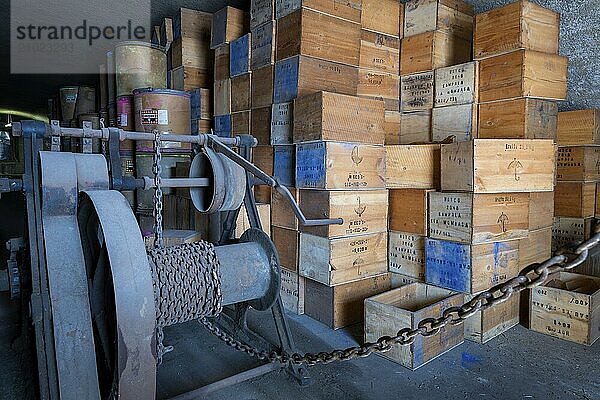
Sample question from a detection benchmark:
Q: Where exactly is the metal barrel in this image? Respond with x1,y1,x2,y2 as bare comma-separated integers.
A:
133,88,191,153
59,86,79,123
115,41,167,97
116,95,135,153
74,86,97,118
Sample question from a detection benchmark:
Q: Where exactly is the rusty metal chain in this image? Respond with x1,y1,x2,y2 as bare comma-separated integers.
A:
152,130,164,248
148,241,223,363
200,226,600,367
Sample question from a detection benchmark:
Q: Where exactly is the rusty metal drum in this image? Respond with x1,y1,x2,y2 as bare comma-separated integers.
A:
59,86,78,122
117,95,135,153
133,88,191,153
115,41,167,97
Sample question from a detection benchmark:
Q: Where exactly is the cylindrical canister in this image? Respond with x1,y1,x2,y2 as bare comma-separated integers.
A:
117,95,135,154
78,113,102,153
59,86,79,123
133,88,191,153
74,86,97,118
115,41,167,97
121,155,136,208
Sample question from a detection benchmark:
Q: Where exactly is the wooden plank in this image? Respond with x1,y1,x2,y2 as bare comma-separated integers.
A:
253,145,274,175
299,232,388,286
554,182,596,218
170,66,211,91
214,44,230,81
557,109,600,145
557,146,600,181
552,217,595,253
432,103,477,142
254,185,272,204
230,73,251,112
296,142,386,190
464,294,519,343
400,71,434,112
280,269,305,315
434,61,478,107
299,190,388,238
271,187,300,230
385,144,440,189
528,191,554,231
276,8,361,67
251,106,271,145
361,0,400,36
389,189,433,235
293,91,385,144
388,231,426,281
384,111,401,145
404,0,474,40
400,111,432,144
441,139,556,193
273,145,295,187
477,98,558,139
275,0,363,22
251,65,274,109
210,6,249,49
357,70,399,112
400,30,471,75
271,102,294,144
235,203,271,237
171,37,213,70
359,30,400,73
251,21,276,69
231,110,251,135
230,33,251,77
474,0,560,60
214,79,231,116
272,226,300,271
250,0,275,29
518,227,552,269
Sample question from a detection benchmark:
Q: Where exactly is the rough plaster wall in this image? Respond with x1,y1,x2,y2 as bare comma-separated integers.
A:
468,0,600,111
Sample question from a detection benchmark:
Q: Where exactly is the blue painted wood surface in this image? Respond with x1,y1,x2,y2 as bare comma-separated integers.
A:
214,114,231,138
296,142,326,189
230,34,251,77
274,145,295,187
273,56,300,103
425,238,471,293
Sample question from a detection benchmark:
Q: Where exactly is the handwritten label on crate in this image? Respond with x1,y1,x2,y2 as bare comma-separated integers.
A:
401,71,434,112
296,142,326,188
389,232,426,280
274,56,300,103
271,102,293,144
214,114,231,138
274,145,295,187
280,269,304,315
425,238,471,293
251,21,275,69
251,0,274,29
435,62,477,107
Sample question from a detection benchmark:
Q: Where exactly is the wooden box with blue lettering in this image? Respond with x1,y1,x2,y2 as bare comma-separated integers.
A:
364,283,464,370
273,55,358,103
251,21,276,69
214,114,231,137
296,142,386,190
441,139,556,193
529,272,600,345
273,145,295,187
189,88,212,120
425,238,520,294
210,6,249,49
428,192,530,245
230,33,251,77
250,0,275,30
271,102,293,144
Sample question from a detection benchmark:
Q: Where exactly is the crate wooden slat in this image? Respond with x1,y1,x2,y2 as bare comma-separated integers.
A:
389,189,433,235
425,238,520,294
556,146,600,182
275,0,362,22
434,61,478,107
299,190,388,238
231,73,251,112
530,272,600,345
214,79,231,116
271,102,294,144
400,71,434,112
389,231,426,281
280,269,305,315
365,283,464,369
557,110,600,146
191,119,212,135
170,67,211,91
385,144,440,189
230,33,251,77
474,0,560,60
305,273,391,330
251,21,276,69
253,145,274,175
432,103,477,142
554,182,596,218
251,106,271,145
272,187,300,230
399,111,432,144
210,6,249,49
384,111,401,145
254,185,272,204
428,192,530,245
235,203,271,237
357,70,399,112
171,37,213,70
296,142,386,190
274,145,295,187
391,273,423,288
400,31,472,75
214,44,230,81
272,226,300,271
478,50,568,103
251,65,274,109
519,227,552,269
359,30,400,74
552,217,595,253
276,8,361,67
477,98,558,140
529,191,554,231
189,88,212,120
361,0,400,37
250,0,275,30
441,139,556,193
404,0,473,39
464,294,519,343
171,8,213,69
231,110,251,135
299,232,388,286
293,91,385,145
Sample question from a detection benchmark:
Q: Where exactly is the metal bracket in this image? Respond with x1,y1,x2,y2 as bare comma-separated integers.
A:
82,121,93,154
6,237,24,300
50,120,61,152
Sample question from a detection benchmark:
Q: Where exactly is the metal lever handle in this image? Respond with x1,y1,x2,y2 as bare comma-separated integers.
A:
208,136,344,227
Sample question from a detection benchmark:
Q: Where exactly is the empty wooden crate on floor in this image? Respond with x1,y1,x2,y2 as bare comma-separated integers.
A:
464,294,520,343
364,283,464,370
557,109,600,145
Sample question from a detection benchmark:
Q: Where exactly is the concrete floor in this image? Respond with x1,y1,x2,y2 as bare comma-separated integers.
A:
1,294,599,400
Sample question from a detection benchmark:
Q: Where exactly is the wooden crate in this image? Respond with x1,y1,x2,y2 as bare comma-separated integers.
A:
361,0,400,37
276,8,361,67
391,273,423,288
400,71,434,112
296,142,385,190
388,231,426,281
530,272,600,345
210,6,249,49
275,0,362,22
364,283,464,369
299,190,389,238
400,31,471,75
474,0,559,60
214,44,230,81
271,102,293,144
403,0,474,40
272,187,300,230
293,91,385,145
552,217,595,253
299,232,388,286
441,139,556,193
214,79,231,116
230,33,251,77
557,110,600,146
305,273,391,330
231,73,251,112
251,65,274,109
557,146,600,182
170,66,211,91
529,191,554,231
214,114,231,137
389,189,433,235
273,55,358,103
399,111,432,143
478,50,568,102
254,185,272,204
554,182,596,218
385,144,440,189
251,21,276,69
432,103,477,142
274,145,295,187
235,203,271,237
519,227,552,268
171,38,213,71
250,0,274,30
191,119,212,135
189,88,212,120
384,111,401,145
434,61,478,107
272,226,300,271
359,30,400,74
428,192,530,245
253,145,274,175
357,70,399,112
464,294,519,343
231,110,251,135
250,106,271,145
425,238,520,294
477,98,558,140
597,184,600,218
280,269,305,315
171,8,213,69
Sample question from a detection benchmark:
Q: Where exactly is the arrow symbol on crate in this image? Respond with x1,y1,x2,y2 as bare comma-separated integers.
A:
351,146,363,166
508,158,523,181
497,212,509,233
355,197,366,217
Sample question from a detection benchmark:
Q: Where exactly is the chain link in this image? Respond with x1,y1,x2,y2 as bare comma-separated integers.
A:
200,226,600,366
152,130,164,248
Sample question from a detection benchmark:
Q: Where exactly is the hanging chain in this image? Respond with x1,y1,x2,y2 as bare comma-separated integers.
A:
200,226,600,366
152,130,164,248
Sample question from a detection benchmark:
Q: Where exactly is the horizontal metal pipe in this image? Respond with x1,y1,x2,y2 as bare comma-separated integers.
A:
145,177,211,189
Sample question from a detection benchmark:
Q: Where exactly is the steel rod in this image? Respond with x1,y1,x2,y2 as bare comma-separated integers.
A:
150,178,210,188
